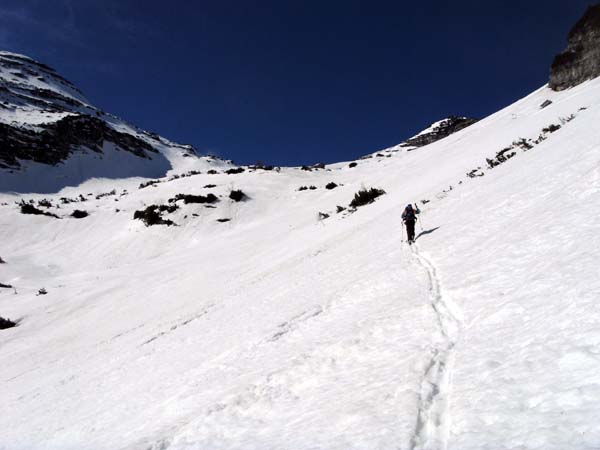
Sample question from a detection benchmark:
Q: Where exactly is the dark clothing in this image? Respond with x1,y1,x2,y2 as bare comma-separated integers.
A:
401,205,420,221
402,204,420,243
403,207,416,221
405,220,416,243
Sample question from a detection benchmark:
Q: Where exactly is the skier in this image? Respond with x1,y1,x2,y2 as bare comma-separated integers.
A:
402,203,420,244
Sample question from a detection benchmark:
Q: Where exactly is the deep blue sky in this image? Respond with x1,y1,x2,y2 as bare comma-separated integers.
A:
0,0,593,165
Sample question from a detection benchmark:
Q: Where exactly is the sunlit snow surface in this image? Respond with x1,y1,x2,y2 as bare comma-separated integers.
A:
1,79,600,450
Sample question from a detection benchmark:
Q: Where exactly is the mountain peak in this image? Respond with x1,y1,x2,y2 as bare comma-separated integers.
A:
0,51,208,193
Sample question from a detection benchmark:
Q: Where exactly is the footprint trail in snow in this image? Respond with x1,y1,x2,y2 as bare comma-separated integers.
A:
409,243,464,450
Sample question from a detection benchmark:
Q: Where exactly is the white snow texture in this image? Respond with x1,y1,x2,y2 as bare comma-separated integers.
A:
1,77,600,450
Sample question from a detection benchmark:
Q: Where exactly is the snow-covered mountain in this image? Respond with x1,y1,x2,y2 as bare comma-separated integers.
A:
0,51,229,193
1,6,600,450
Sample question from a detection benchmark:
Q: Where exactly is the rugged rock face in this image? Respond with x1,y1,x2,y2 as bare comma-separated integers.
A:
0,51,196,171
401,116,479,149
549,5,600,91
0,115,156,170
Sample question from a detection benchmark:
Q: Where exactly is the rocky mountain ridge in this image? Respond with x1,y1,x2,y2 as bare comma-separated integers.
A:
401,116,479,149
0,51,198,180
550,4,600,91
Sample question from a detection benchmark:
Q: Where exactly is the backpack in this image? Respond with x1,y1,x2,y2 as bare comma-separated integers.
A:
403,205,415,221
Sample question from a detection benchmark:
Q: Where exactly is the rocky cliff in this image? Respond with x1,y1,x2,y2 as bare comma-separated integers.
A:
549,4,600,91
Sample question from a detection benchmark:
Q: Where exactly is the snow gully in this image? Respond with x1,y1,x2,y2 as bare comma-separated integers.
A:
409,244,464,450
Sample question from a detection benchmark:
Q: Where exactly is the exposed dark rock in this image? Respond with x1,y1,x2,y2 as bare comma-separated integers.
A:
336,205,346,213
133,205,176,226
0,283,12,289
542,124,561,133
349,162,358,168
467,168,485,178
540,100,553,109
71,210,88,218
0,114,157,169
158,204,179,214
19,201,59,218
217,218,231,223
96,189,116,200
0,316,17,329
487,147,516,168
550,5,600,91
300,163,325,172
560,114,576,124
165,170,201,182
513,138,534,151
37,288,47,296
402,116,478,149
225,167,245,175
170,193,218,204
318,212,330,220
532,133,548,145
229,190,246,202
325,182,338,190
0,257,5,264
139,180,161,189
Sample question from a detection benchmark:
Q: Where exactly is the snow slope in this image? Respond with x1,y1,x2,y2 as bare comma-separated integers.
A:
1,77,599,450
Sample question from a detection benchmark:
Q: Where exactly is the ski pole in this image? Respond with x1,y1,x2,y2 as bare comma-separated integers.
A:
416,202,424,230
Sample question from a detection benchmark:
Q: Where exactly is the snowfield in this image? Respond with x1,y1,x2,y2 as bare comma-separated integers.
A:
1,77,600,450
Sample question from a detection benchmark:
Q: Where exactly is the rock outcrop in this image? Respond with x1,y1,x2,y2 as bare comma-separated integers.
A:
549,5,600,91
365,116,478,159
0,114,156,169
402,116,479,149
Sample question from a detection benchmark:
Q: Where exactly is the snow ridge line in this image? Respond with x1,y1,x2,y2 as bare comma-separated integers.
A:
409,244,463,450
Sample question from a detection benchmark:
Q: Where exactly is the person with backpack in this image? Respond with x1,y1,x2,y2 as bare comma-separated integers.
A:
402,203,421,244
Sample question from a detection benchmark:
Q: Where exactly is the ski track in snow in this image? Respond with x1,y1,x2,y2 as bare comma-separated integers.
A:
409,243,463,450
140,304,216,346
268,306,324,342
